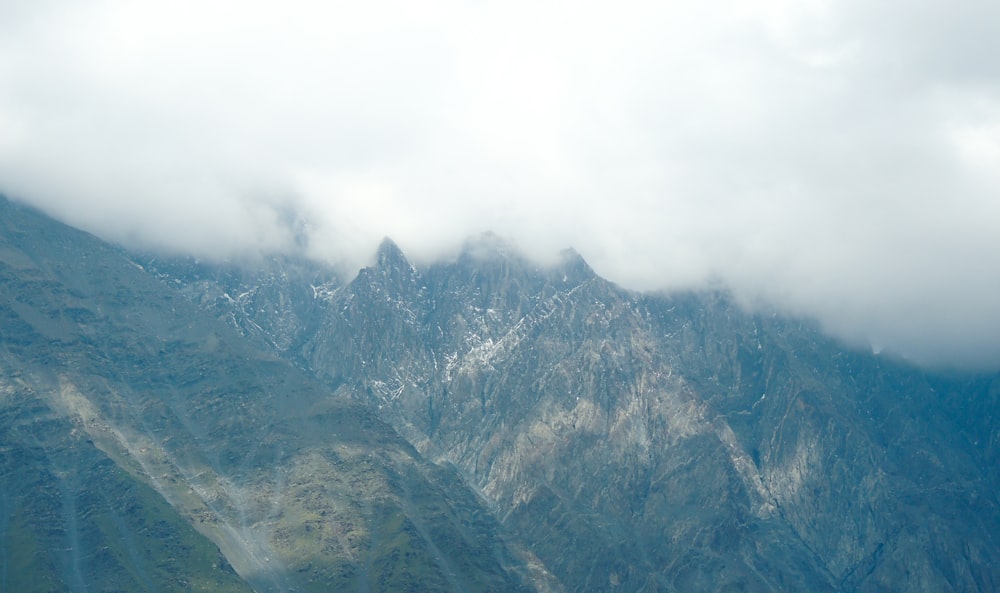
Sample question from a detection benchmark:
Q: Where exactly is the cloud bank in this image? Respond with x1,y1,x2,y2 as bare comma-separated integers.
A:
2,0,1000,369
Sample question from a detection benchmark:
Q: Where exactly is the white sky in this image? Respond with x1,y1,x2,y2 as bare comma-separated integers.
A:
2,0,1000,368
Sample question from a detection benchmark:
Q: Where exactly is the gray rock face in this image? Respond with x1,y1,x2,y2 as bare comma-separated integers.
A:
138,252,340,355
170,233,1000,593
0,198,535,593
9,193,999,593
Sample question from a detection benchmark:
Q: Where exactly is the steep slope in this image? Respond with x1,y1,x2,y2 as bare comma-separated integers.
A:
646,293,1000,591
0,197,535,593
139,252,341,356
295,239,837,592
168,234,1000,592
0,367,252,593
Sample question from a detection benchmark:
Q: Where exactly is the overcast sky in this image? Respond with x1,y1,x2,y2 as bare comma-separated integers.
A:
2,0,999,369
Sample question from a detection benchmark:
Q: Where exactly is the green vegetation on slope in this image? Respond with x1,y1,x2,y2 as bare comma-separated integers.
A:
0,388,253,593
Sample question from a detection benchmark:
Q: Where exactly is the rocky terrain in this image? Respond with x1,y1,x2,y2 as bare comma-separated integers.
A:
161,234,1000,592
3,194,999,592
0,198,533,593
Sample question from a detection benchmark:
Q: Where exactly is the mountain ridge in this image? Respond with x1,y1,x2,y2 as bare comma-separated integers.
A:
0,196,539,593
146,228,1000,592
3,195,999,592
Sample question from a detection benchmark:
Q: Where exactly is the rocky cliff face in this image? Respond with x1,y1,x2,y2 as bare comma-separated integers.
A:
139,253,340,356
162,233,1000,592
0,198,535,593
6,194,999,593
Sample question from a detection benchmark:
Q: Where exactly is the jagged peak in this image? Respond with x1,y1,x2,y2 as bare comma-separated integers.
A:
450,233,598,288
555,247,596,283
457,232,527,264
458,231,540,270
373,237,411,270
356,236,421,293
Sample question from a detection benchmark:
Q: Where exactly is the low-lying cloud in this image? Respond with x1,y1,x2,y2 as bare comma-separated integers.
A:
2,0,999,369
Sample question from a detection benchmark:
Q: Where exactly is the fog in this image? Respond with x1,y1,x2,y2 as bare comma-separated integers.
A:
2,0,999,368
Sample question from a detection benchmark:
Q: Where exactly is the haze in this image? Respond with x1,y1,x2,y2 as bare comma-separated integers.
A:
1,0,999,369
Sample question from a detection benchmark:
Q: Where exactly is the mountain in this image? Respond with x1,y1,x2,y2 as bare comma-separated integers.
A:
4,194,1000,592
0,197,536,593
153,233,1000,592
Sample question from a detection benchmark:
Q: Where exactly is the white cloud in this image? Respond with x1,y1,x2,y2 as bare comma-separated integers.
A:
2,0,1000,368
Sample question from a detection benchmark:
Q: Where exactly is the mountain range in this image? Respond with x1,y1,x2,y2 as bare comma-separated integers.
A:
2,195,998,592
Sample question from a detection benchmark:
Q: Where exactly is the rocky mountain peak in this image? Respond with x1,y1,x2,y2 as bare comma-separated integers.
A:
357,236,420,296
456,231,525,264
555,247,596,285
374,236,409,270
7,199,1000,593
0,203,535,593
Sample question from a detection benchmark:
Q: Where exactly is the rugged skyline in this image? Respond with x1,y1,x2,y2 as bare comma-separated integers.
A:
3,195,997,592
2,0,1000,368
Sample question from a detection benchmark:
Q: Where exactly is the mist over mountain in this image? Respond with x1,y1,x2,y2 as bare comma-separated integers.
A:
3,1,1000,370
0,197,535,593
2,195,999,592
4,1,1000,588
